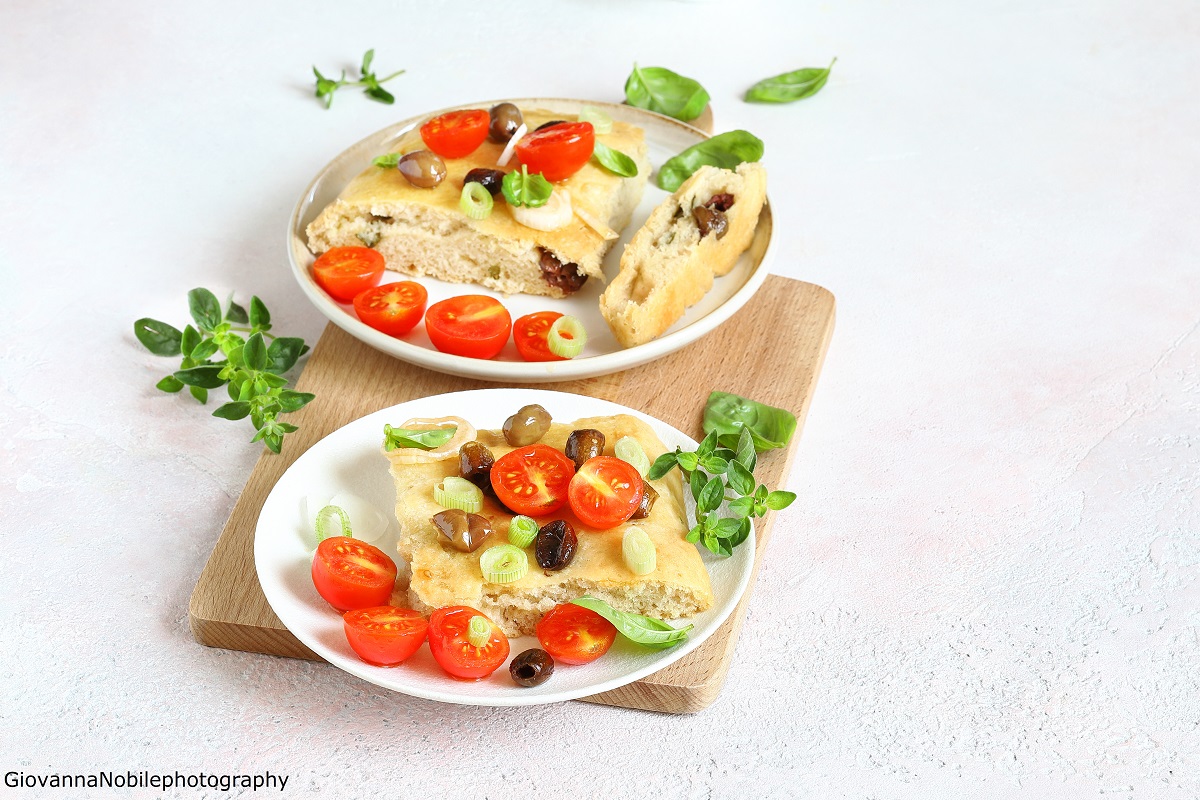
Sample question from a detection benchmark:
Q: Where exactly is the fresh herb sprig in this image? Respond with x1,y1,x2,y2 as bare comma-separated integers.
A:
313,49,406,109
134,289,314,453
648,427,796,557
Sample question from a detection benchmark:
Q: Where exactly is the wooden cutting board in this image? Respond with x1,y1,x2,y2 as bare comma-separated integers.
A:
189,275,834,713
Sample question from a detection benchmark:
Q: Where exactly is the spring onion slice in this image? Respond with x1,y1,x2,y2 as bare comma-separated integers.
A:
315,504,352,542
497,122,527,167
480,544,529,584
614,436,651,477
547,315,586,358
434,476,483,513
622,528,656,575
577,106,614,134
508,515,539,548
459,182,493,220
467,615,493,647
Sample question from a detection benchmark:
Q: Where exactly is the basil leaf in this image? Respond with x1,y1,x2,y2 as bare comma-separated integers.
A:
179,324,201,357
260,372,288,389
570,595,692,649
766,490,797,511
249,296,271,330
714,516,743,538
698,476,724,515
730,518,753,547
592,142,638,177
685,525,703,544
174,365,226,389
243,333,268,371
696,429,719,458
745,58,836,104
689,469,707,503
187,288,222,332
383,424,457,451
702,391,797,452
728,496,755,518
727,459,756,497
699,455,728,475
647,451,678,480
226,300,249,324
278,390,315,413
134,318,183,356
156,375,184,393
734,427,756,472
373,153,402,169
213,401,251,421
191,339,220,361
677,451,699,472
624,64,709,122
267,337,307,374
657,130,764,192
501,166,553,208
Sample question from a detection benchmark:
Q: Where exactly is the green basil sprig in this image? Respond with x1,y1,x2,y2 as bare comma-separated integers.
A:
623,64,709,122
745,58,837,104
134,289,313,453
592,142,639,177
657,130,764,192
382,424,458,451
702,391,797,452
570,596,692,649
501,165,553,208
312,49,406,109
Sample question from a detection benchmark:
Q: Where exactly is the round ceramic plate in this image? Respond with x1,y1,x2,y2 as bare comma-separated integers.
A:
254,389,754,706
287,98,774,383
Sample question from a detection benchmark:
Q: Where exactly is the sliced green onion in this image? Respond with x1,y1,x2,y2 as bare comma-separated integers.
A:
508,515,539,548
467,615,493,647
315,504,352,541
459,181,494,220
547,315,587,358
480,544,529,584
578,106,613,135
622,528,656,575
434,476,483,513
614,436,651,477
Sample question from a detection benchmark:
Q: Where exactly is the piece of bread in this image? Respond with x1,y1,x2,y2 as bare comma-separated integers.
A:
384,414,713,637
599,162,767,347
306,109,649,299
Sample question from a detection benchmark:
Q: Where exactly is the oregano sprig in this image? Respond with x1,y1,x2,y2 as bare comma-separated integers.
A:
313,49,406,109
134,288,314,454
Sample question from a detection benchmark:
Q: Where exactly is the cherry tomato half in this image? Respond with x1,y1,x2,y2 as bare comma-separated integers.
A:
427,605,510,680
420,109,490,159
343,606,429,666
567,456,644,530
491,444,576,516
513,311,566,362
535,603,617,665
311,536,398,612
312,246,385,302
514,121,595,182
424,295,512,359
353,281,428,337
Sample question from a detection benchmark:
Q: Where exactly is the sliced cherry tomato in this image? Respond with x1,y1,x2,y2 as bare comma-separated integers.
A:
491,444,576,516
514,121,595,182
513,311,566,362
424,295,512,359
353,281,428,337
420,109,490,159
311,536,398,612
343,606,428,666
427,605,510,680
535,603,617,665
312,246,385,302
567,456,644,530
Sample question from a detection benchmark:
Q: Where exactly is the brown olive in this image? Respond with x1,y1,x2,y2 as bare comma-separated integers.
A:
509,648,554,687
431,509,495,553
538,248,588,294
534,119,569,131
398,150,446,189
630,481,658,520
464,168,506,197
565,429,605,470
535,520,577,571
459,441,496,495
488,102,524,143
693,205,728,240
502,404,552,446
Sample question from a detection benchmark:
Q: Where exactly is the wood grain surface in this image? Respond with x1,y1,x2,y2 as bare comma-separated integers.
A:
188,275,834,713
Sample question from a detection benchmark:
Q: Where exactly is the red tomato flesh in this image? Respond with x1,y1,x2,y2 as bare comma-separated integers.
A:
491,444,576,516
311,536,398,612
513,311,566,362
536,603,617,665
424,295,512,359
353,281,428,337
343,606,428,666
312,246,385,302
514,121,594,182
420,109,490,159
567,456,644,530
427,606,510,680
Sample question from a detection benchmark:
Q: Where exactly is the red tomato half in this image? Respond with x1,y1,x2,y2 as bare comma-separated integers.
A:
312,246,385,302
311,536,398,612
491,444,576,516
420,109,490,159
343,606,428,666
424,295,512,359
514,121,594,182
567,456,644,530
535,603,617,665
513,311,566,362
353,281,428,337
427,606,510,680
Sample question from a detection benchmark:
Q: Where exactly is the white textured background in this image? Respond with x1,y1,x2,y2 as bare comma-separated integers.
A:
1,1,1197,798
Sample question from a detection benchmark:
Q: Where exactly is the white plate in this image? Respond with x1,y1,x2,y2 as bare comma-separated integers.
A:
287,98,774,383
254,389,754,706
